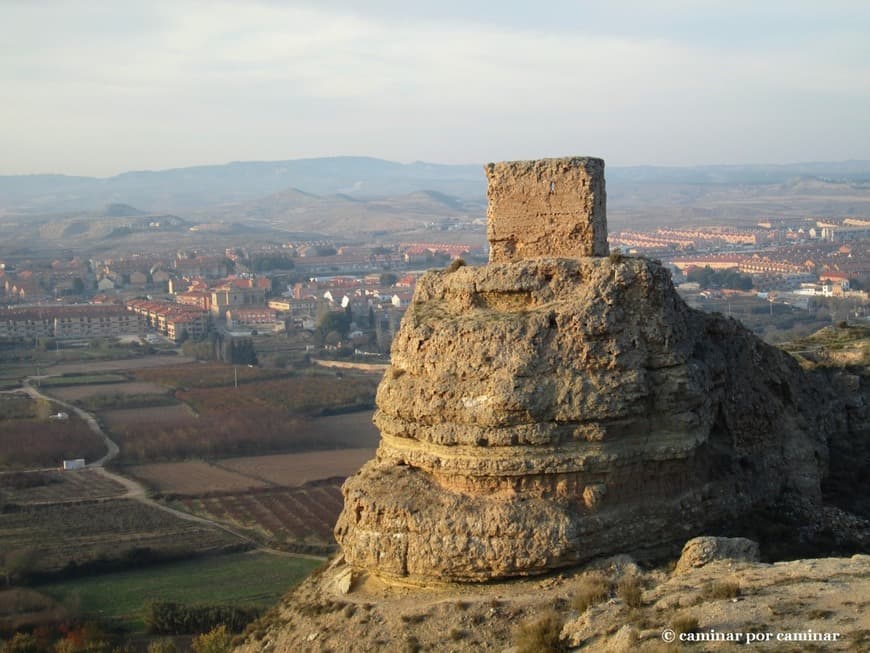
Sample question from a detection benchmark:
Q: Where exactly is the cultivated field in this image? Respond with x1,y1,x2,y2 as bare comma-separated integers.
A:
135,362,292,389
85,362,381,462
0,394,37,420
0,365,34,390
175,479,344,551
127,448,374,495
0,420,104,470
217,448,374,487
129,461,271,495
105,405,377,463
0,394,105,470
0,469,125,504
102,404,197,429
294,411,379,446
36,373,127,387
0,499,244,575
42,355,195,376
46,381,168,401
174,373,378,415
0,360,381,578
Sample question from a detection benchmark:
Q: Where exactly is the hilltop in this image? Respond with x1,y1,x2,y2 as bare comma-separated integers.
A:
235,158,869,651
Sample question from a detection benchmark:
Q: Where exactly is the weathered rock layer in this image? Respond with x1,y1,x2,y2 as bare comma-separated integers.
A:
334,156,856,583
335,255,842,581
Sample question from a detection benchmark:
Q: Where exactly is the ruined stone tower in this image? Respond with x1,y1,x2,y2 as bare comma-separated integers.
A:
334,156,831,583
486,157,608,262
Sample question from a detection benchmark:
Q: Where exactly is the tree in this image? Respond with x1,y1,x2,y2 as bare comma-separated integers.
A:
248,256,294,273
317,312,350,341
229,339,257,365
686,266,752,291
379,272,398,287
181,339,216,361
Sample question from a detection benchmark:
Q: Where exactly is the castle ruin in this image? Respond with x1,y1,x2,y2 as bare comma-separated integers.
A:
486,157,608,262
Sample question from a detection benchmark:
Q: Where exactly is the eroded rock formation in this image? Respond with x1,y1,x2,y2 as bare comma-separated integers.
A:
333,157,858,583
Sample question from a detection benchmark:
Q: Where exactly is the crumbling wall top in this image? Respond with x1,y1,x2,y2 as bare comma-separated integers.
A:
486,157,608,262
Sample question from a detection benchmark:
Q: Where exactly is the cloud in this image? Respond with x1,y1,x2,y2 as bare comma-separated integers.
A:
0,0,867,174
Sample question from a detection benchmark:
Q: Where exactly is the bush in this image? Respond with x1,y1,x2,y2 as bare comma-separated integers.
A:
447,258,466,272
147,640,178,653
1,632,40,653
513,610,567,653
191,625,232,653
671,614,700,636
702,580,741,600
145,602,260,635
572,573,611,613
399,613,426,625
617,576,643,609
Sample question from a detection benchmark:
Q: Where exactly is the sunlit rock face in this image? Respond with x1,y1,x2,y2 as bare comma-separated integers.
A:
334,157,838,583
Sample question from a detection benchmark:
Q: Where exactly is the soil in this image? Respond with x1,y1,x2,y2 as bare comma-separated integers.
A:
46,381,168,401
127,460,271,495
238,553,870,652
101,404,197,428
217,448,376,488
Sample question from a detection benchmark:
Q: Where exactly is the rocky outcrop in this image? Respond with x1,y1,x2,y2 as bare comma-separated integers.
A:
335,256,841,582
674,536,760,574
333,157,862,584
238,550,870,653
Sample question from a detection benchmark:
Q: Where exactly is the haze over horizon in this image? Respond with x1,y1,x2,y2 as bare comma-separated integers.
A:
2,1,868,177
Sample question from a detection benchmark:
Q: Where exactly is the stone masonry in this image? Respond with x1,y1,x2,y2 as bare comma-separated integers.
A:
486,157,608,262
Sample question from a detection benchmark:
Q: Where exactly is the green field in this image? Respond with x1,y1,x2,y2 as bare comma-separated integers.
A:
38,551,320,631
37,373,128,387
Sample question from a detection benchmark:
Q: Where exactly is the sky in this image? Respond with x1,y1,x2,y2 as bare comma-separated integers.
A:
1,0,868,176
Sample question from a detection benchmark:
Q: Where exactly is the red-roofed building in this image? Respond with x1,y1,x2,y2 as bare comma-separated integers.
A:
0,305,143,339
126,299,209,341
226,307,278,330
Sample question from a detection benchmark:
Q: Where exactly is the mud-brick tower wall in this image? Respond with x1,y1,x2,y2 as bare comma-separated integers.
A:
485,157,608,262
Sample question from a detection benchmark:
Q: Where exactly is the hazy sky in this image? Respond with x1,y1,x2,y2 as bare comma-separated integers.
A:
2,1,868,176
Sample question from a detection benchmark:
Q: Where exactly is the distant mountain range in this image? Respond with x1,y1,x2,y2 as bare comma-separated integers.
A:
0,157,485,214
3,156,870,216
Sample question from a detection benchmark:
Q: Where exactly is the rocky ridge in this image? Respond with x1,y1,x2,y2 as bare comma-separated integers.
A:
238,547,870,652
